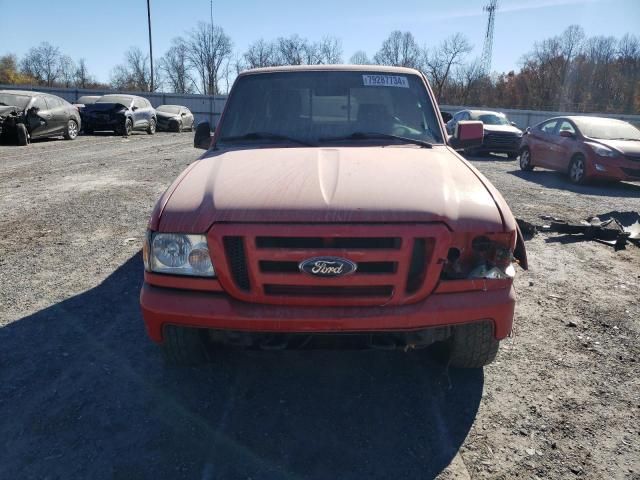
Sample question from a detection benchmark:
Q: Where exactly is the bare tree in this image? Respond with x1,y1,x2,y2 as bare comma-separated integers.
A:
374,31,421,68
423,33,473,99
349,51,371,65
276,35,308,65
74,58,92,88
58,55,76,88
187,22,233,95
243,39,280,68
317,36,343,64
20,42,61,86
160,37,193,93
110,47,160,91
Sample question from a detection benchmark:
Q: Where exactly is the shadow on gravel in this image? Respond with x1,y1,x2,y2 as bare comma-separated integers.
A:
0,252,483,480
508,169,640,198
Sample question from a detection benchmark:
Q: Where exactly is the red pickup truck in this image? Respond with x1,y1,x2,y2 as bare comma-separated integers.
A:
140,65,527,367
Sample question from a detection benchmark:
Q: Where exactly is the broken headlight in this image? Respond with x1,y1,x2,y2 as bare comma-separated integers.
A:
143,231,215,277
467,235,516,279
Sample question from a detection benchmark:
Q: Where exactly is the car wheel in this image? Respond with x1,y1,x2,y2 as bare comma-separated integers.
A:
123,118,133,137
162,325,209,366
569,155,587,184
519,148,534,171
64,119,78,140
16,123,29,146
147,118,156,135
447,321,499,368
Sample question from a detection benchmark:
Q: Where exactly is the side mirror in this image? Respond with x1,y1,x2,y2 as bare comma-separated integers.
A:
131,106,138,111
194,121,213,150
511,121,518,127
449,121,484,150
559,130,575,138
181,112,187,116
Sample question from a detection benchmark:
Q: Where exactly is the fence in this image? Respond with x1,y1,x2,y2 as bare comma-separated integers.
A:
2,84,640,129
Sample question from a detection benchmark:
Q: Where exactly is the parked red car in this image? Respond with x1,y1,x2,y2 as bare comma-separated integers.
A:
140,65,527,368
519,116,640,184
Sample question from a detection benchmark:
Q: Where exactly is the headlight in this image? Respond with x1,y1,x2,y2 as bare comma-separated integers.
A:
144,231,215,277
590,144,617,157
468,236,516,279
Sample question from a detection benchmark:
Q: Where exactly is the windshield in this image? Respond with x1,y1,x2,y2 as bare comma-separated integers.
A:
0,93,32,109
474,113,510,126
157,105,181,114
96,95,132,106
217,71,443,147
77,96,99,105
573,117,640,141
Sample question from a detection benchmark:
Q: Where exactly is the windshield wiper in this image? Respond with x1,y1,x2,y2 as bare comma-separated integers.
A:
319,132,433,148
219,132,316,147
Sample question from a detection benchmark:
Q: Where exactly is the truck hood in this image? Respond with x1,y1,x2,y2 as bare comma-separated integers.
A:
482,124,522,135
157,146,505,232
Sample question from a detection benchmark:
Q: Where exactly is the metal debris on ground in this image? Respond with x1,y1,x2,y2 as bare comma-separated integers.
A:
516,211,640,251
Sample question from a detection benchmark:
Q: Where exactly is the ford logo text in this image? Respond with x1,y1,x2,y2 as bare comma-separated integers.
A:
298,257,358,277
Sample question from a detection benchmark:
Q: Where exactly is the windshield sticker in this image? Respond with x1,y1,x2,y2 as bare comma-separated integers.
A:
363,75,409,88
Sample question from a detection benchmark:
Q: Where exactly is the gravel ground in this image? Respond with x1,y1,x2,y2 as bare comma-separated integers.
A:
0,134,638,479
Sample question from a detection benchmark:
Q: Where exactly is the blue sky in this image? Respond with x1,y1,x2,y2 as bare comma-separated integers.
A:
1,0,639,83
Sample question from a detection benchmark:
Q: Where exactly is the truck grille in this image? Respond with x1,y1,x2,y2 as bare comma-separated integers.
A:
208,224,451,306
483,132,521,149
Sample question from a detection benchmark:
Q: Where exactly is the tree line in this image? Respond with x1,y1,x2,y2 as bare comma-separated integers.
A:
1,24,638,114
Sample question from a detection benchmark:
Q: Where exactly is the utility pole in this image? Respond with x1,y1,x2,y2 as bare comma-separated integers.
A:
147,0,154,92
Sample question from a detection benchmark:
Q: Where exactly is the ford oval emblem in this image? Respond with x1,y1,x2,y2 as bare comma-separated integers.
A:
299,257,357,277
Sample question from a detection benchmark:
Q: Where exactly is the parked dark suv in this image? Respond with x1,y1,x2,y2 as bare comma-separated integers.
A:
83,94,156,136
447,109,523,158
0,90,81,146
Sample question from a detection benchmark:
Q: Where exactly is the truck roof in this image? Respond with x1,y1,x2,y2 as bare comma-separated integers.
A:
239,64,423,77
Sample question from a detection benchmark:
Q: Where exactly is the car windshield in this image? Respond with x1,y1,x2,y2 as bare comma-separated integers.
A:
157,105,181,114
573,117,640,141
96,95,132,106
0,93,32,109
217,70,444,147
475,113,510,126
77,96,99,104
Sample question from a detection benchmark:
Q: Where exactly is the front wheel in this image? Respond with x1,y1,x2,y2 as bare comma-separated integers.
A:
147,118,156,135
122,118,133,137
519,148,534,171
162,325,209,366
447,322,499,368
64,119,78,140
16,123,29,146
569,156,587,184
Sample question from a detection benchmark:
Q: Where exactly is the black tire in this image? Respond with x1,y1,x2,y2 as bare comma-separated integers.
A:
464,147,482,157
448,321,499,368
123,118,133,137
519,148,534,171
147,118,156,135
16,123,28,146
64,119,79,140
507,152,518,159
162,325,209,366
568,155,587,184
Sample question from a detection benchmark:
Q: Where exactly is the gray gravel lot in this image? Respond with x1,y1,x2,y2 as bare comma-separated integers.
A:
0,134,638,479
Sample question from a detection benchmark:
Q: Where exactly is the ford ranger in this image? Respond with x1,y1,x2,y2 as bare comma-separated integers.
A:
140,65,527,367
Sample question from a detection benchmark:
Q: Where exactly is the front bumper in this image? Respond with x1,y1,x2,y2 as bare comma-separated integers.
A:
140,283,516,343
587,155,640,181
